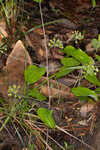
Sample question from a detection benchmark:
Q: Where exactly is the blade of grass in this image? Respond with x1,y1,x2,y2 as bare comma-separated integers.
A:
0,116,10,132
25,19,68,35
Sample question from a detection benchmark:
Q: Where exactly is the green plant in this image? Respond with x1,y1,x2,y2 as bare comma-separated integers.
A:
82,61,98,76
56,46,98,78
91,34,100,52
55,45,100,102
0,37,8,54
0,64,53,149
37,108,56,129
0,64,55,148
8,84,21,99
24,65,46,84
24,65,56,129
29,143,35,150
48,37,64,49
0,0,99,148
64,141,74,150
72,87,98,101
91,0,96,7
0,0,17,31
72,30,84,44
64,141,68,150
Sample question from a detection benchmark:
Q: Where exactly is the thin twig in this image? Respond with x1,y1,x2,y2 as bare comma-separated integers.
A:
56,125,95,150
39,2,50,150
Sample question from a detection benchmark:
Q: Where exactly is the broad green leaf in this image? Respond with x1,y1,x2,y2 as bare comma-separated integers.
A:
56,66,74,78
85,74,100,86
72,49,94,64
61,57,80,66
24,65,46,84
37,108,56,128
72,87,98,101
63,45,76,56
96,54,100,62
63,46,94,65
28,88,46,101
33,0,43,2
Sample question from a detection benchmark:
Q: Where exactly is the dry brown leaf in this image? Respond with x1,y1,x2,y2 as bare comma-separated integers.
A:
0,20,8,43
0,27,8,37
40,78,75,99
0,40,32,100
6,40,32,65
0,19,6,30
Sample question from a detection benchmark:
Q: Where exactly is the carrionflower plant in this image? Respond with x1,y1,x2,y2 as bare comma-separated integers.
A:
8,84,21,99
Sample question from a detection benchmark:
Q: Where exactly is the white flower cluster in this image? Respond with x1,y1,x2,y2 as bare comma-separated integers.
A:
8,84,21,99
48,37,63,49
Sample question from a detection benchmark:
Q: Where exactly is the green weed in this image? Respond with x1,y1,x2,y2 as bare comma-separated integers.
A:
91,34,100,52
48,37,64,49
72,30,84,44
